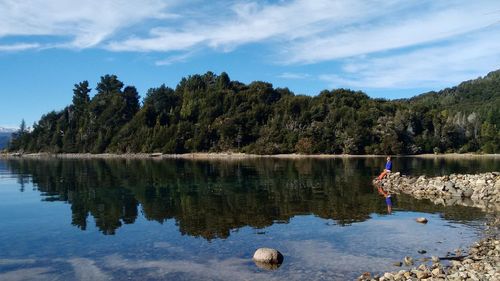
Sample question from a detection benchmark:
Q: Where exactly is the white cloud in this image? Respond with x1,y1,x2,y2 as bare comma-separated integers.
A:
106,0,399,52
155,51,196,66
283,1,500,64
319,26,500,89
0,0,173,49
0,43,40,51
278,72,311,80
1,0,499,90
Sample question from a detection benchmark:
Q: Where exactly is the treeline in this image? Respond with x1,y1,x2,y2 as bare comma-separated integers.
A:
9,70,500,154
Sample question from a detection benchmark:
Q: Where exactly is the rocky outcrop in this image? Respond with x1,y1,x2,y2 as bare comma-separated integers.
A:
375,172,500,211
362,172,500,280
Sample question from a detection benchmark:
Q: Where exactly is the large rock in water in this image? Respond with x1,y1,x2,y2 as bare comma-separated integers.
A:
416,217,428,224
253,248,283,264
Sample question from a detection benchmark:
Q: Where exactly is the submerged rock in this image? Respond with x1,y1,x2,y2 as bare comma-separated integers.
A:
392,261,402,267
403,256,414,266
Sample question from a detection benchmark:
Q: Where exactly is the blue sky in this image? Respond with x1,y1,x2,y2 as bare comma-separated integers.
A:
1,0,499,128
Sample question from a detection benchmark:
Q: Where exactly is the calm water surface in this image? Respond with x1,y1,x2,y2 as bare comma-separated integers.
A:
0,157,498,280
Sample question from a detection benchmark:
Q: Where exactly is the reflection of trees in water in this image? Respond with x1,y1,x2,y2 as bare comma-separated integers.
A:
4,158,486,239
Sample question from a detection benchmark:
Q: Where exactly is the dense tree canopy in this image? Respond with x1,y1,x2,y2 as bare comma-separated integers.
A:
9,70,500,154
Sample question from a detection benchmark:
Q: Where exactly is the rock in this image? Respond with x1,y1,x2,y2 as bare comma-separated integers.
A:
418,250,427,254
403,256,413,266
432,267,442,276
463,188,474,197
358,272,371,280
475,179,486,186
431,256,440,263
253,248,283,265
416,270,430,279
444,182,455,191
393,261,402,267
452,189,464,197
416,217,428,224
383,272,394,279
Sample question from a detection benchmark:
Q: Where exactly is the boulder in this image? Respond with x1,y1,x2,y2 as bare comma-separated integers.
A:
416,217,428,224
444,182,455,191
463,188,474,197
253,248,283,264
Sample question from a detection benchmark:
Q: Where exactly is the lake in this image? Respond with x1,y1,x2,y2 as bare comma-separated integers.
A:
0,157,498,280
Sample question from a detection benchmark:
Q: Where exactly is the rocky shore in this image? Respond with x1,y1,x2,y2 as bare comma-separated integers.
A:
359,235,500,281
359,173,500,280
376,172,500,212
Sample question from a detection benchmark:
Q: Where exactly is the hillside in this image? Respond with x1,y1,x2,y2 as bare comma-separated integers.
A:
9,70,500,154
0,128,15,150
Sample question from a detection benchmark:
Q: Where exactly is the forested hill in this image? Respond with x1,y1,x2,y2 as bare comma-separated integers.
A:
9,70,500,155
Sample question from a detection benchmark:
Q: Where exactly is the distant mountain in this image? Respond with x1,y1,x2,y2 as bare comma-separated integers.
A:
0,127,16,133
0,127,16,150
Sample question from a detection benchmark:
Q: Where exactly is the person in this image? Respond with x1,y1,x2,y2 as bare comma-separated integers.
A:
377,156,392,180
376,185,392,214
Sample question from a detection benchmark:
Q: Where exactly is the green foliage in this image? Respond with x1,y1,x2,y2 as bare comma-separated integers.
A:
9,70,500,154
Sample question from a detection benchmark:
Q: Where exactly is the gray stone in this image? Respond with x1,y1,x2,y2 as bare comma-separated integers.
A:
253,248,283,264
452,189,464,197
463,188,474,197
444,182,455,191
416,217,428,224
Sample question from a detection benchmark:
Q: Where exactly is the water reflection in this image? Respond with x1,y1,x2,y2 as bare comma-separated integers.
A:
2,157,496,239
375,184,392,214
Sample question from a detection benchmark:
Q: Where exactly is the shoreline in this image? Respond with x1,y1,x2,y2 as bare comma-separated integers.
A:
1,152,499,160
360,173,500,280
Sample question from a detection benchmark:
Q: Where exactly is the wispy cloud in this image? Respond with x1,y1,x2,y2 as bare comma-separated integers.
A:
278,72,311,80
0,0,174,49
0,43,40,51
1,0,499,90
155,51,197,66
283,1,500,64
106,0,395,52
319,26,500,89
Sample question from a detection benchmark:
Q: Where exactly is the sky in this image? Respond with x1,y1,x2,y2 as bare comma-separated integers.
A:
0,0,499,128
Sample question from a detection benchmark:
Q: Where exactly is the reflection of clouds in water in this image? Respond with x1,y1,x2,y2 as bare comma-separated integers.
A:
0,258,36,265
101,240,395,280
68,258,110,281
153,241,187,254
0,267,55,281
104,254,257,280
284,240,395,278
0,240,398,281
